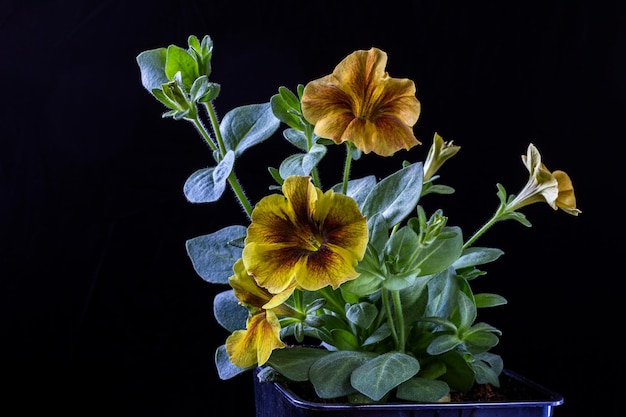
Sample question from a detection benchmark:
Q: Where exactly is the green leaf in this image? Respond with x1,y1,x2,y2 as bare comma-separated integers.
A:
270,87,305,131
361,162,423,227
475,293,507,308
345,302,378,329
278,144,326,178
220,103,280,155
452,247,504,269
213,290,247,332
330,328,361,350
427,333,462,355
425,268,459,319
362,323,392,346
165,44,199,90
136,48,168,94
456,291,477,329
332,175,378,207
185,225,246,283
351,352,420,401
340,269,382,297
183,151,235,203
215,345,249,379
366,213,389,254
472,352,503,386
309,351,378,398
463,328,500,353
396,377,450,402
436,350,475,392
267,347,332,381
413,226,464,275
282,128,309,151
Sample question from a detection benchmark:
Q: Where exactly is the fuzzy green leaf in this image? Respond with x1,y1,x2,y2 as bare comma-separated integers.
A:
345,302,378,329
413,226,464,275
351,352,420,401
309,351,378,399
396,377,450,402
220,103,280,156
278,144,326,178
453,247,504,269
185,225,246,283
282,128,309,151
215,345,249,380
475,293,508,308
267,347,332,381
361,162,423,227
213,289,247,332
136,48,168,94
183,151,234,203
165,44,199,90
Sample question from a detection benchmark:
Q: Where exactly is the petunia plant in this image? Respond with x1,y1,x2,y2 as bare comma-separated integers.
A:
136,35,581,404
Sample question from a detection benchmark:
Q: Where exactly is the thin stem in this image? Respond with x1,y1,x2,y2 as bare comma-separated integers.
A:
391,290,405,352
463,204,506,250
193,102,254,218
341,143,353,195
382,288,400,350
304,123,322,188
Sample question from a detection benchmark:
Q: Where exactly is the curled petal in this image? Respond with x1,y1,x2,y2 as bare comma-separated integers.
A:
553,170,581,216
229,258,296,314
508,143,580,215
225,310,285,368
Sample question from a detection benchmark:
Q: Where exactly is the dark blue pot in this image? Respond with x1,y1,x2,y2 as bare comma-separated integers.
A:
253,368,563,417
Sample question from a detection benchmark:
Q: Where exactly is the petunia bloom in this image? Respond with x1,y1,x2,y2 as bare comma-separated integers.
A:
225,309,284,368
229,258,298,313
242,175,368,295
301,47,421,156
506,143,581,215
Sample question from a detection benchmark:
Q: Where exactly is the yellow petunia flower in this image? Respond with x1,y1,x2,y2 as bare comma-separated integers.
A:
301,47,421,156
242,176,368,294
229,258,298,313
225,309,285,368
506,143,581,215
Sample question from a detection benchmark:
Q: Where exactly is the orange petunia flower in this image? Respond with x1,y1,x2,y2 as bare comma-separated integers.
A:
301,47,421,156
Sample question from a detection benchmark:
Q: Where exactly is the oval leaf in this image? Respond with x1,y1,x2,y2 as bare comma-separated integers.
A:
351,352,420,401
185,225,246,283
183,151,234,203
220,103,280,155
213,289,247,332
361,162,423,227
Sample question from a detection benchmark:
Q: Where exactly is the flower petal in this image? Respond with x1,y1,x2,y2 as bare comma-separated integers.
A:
225,310,284,368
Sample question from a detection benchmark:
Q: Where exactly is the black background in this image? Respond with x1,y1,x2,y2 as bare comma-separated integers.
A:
1,1,623,416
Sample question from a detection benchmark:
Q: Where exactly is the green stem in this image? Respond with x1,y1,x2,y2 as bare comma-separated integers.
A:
305,123,322,188
462,204,506,250
382,288,400,350
391,290,405,352
192,103,254,218
341,143,353,195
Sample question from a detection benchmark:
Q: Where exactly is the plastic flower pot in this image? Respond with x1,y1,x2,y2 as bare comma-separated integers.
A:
253,368,564,417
